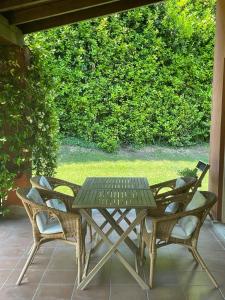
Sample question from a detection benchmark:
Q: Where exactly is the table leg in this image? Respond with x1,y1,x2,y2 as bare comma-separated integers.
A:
99,208,138,254
78,209,148,290
92,209,130,252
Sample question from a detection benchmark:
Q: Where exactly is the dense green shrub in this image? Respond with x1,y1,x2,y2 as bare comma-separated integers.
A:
0,48,58,212
26,0,216,152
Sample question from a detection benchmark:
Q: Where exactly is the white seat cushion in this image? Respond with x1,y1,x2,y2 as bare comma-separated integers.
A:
39,176,52,190
27,188,48,233
165,202,178,213
178,215,198,237
145,216,191,239
171,224,190,239
145,192,207,240
185,191,207,211
164,178,186,213
178,191,207,238
175,177,186,188
46,199,67,212
40,220,63,234
145,216,153,233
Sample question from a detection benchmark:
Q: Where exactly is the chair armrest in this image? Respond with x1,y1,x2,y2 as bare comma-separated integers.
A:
150,179,176,197
33,204,82,238
36,188,76,212
150,178,177,190
47,177,81,197
151,192,192,213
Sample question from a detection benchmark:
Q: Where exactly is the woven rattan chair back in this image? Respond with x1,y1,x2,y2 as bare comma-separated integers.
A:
16,187,84,286
191,161,210,193
142,191,218,289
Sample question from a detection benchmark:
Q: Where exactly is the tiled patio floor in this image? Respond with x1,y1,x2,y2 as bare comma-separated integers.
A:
0,213,225,300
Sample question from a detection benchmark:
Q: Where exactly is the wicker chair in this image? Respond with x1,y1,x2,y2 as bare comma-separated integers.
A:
141,191,218,288
192,160,210,192
151,160,209,198
30,175,92,241
30,176,81,197
16,187,86,286
151,176,197,201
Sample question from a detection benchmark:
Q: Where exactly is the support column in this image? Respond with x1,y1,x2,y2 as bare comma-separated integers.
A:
209,0,225,221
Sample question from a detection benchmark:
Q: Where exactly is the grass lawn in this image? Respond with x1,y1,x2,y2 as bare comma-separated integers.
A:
56,144,209,191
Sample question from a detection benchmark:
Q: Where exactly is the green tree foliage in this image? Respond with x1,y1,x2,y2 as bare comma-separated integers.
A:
26,0,216,152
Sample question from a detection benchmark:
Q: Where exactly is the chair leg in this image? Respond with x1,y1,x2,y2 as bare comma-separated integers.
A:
82,236,86,265
149,250,156,288
188,248,199,264
88,225,92,243
140,238,146,265
30,243,40,264
77,236,83,285
77,252,82,285
208,212,214,221
192,248,218,288
16,243,39,285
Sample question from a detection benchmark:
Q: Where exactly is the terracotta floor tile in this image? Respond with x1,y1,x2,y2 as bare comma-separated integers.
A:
178,271,215,287
0,284,38,299
110,284,148,300
0,216,224,300
0,247,26,258
0,257,21,269
148,286,185,300
0,269,12,285
48,256,77,270
86,260,111,287
16,255,52,270
72,285,110,300
41,270,76,285
183,285,224,300
212,270,225,298
34,284,74,300
5,269,45,286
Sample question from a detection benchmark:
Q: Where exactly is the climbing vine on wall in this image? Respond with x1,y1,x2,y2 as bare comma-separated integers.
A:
0,47,59,213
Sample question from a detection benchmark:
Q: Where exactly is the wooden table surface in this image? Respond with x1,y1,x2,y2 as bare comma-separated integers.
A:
74,177,156,209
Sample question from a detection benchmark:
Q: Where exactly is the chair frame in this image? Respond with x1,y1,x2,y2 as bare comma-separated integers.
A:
30,175,93,241
30,176,81,197
141,191,218,288
150,176,197,200
16,187,86,286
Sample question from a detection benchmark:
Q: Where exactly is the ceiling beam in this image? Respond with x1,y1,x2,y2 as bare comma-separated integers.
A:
0,14,24,46
19,0,161,34
0,0,51,12
8,0,120,25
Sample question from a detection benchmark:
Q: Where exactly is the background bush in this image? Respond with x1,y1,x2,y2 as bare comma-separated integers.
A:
26,0,216,152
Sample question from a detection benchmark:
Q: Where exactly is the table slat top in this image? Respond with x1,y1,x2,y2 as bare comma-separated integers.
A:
73,177,156,209
82,177,149,190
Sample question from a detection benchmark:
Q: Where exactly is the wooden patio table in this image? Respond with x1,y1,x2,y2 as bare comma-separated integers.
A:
73,177,156,290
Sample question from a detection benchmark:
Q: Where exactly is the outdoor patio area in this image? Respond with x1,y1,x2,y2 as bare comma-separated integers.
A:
0,212,225,300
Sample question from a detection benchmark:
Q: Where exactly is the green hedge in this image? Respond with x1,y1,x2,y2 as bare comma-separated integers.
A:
26,0,216,152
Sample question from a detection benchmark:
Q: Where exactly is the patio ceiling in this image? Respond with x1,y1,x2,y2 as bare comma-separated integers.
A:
0,0,161,34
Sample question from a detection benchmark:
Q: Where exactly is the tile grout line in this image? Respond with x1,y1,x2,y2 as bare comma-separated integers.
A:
207,223,225,299
109,278,112,300
144,264,150,300
209,223,225,251
0,242,33,291
31,244,56,300
70,260,78,300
